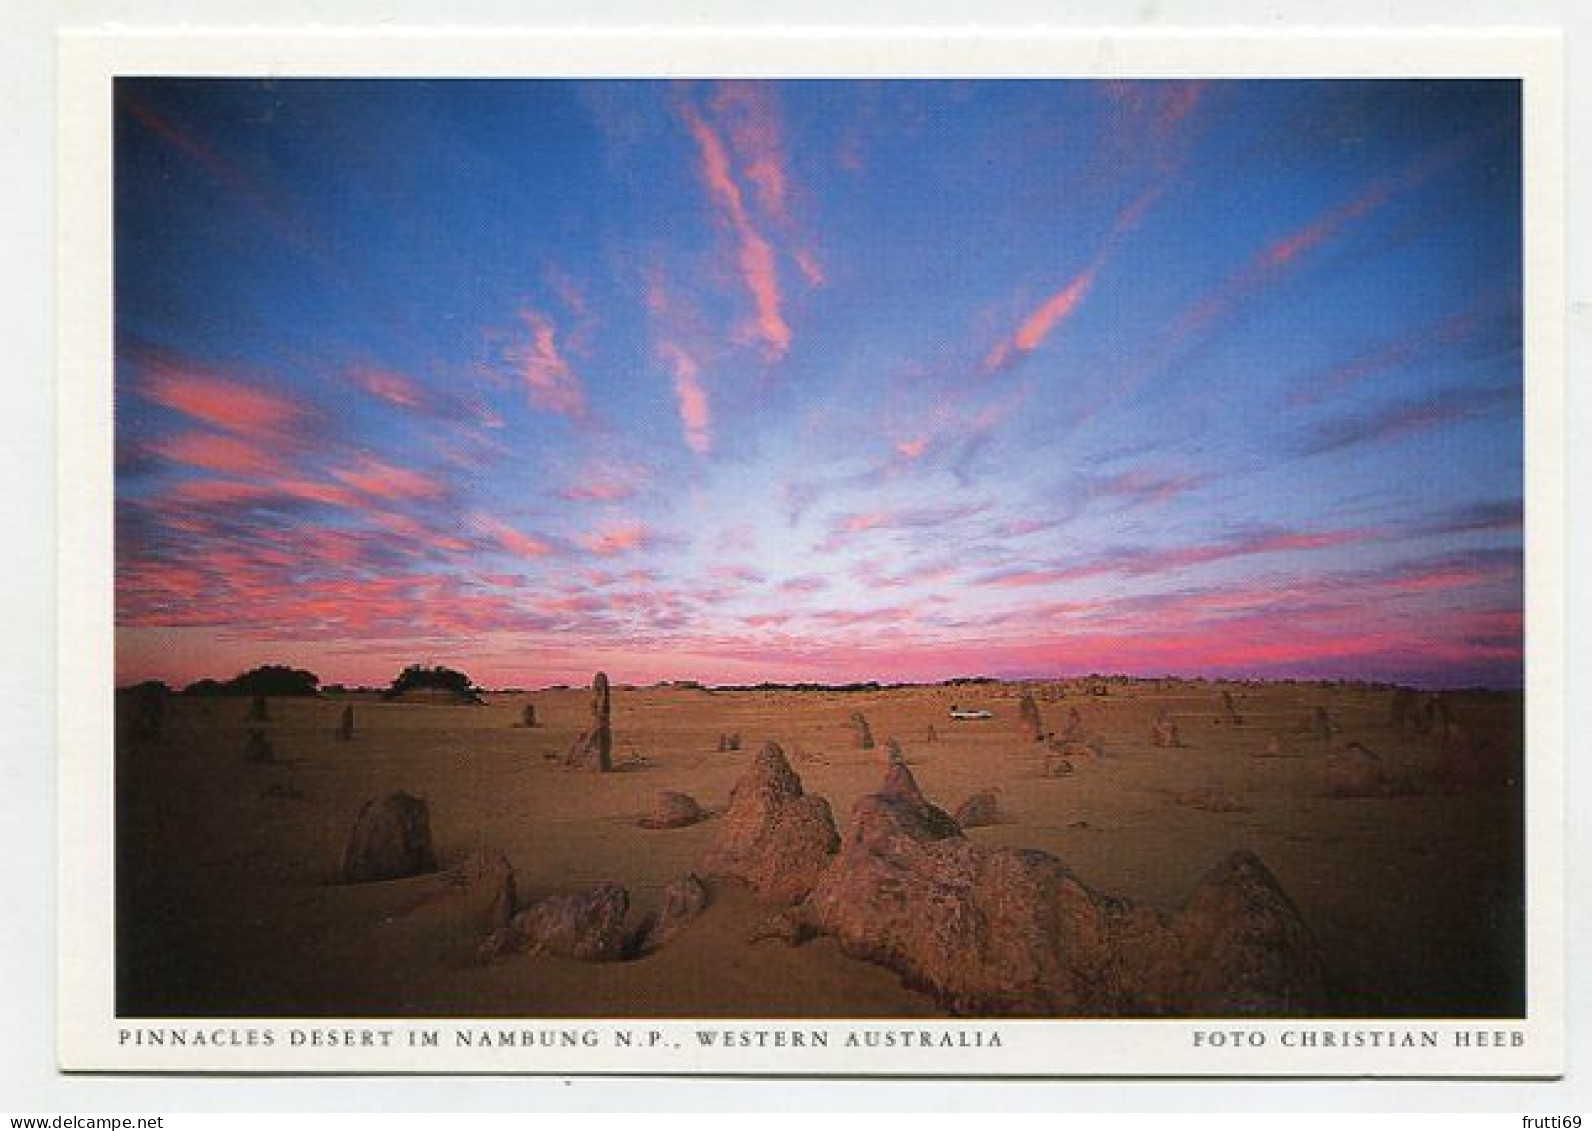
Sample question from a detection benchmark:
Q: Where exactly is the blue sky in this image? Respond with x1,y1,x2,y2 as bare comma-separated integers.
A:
113,78,1524,688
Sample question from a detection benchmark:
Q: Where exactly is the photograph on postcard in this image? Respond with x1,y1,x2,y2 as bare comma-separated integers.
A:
59,39,1563,1073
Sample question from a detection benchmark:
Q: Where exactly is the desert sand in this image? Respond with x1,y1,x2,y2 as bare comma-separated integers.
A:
115,678,1523,1019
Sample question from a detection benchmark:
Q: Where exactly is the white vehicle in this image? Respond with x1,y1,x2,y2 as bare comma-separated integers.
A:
948,706,993,720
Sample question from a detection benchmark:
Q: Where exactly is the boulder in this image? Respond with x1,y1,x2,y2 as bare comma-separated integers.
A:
564,672,613,771
630,873,712,953
1042,754,1075,778
499,883,631,962
341,791,437,883
1323,743,1386,797
953,790,1001,828
701,742,839,904
639,790,708,830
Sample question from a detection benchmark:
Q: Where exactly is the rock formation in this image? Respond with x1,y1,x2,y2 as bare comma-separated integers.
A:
442,848,519,930
800,763,1328,1016
564,672,612,771
847,711,875,750
485,884,631,962
953,790,1001,828
1042,754,1075,778
1323,743,1386,797
639,790,708,830
700,741,840,904
1018,693,1044,742
341,791,437,883
630,873,711,953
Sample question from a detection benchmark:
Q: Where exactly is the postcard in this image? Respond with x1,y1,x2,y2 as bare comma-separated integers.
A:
56,27,1564,1076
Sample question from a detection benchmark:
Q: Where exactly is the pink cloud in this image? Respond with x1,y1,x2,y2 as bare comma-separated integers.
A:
349,365,428,410
679,100,792,358
473,514,554,559
659,342,713,454
895,437,928,460
140,364,304,437
151,431,284,477
511,310,588,417
330,455,446,501
580,522,650,556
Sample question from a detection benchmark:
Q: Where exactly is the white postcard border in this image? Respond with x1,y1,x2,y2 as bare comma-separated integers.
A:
56,27,1566,1077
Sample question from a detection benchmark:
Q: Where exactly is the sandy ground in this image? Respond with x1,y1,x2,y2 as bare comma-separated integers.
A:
115,680,1524,1018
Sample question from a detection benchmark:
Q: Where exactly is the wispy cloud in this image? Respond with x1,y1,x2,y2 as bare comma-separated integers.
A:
509,309,588,418
1297,383,1515,457
679,98,792,358
473,514,555,559
580,522,651,556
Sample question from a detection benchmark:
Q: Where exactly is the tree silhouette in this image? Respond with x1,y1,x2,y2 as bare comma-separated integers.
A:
384,664,481,702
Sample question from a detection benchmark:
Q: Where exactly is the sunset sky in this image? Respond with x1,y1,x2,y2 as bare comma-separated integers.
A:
114,79,1524,689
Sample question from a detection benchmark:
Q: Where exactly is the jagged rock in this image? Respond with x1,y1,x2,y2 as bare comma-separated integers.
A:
749,908,818,946
1018,693,1044,742
1151,710,1181,748
1323,743,1386,797
341,791,437,883
701,742,839,904
639,790,707,830
1175,851,1330,1015
630,873,711,953
564,672,612,771
335,705,354,741
495,883,631,962
803,764,1327,1016
436,848,519,930
244,729,275,764
846,711,875,750
954,790,1001,828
